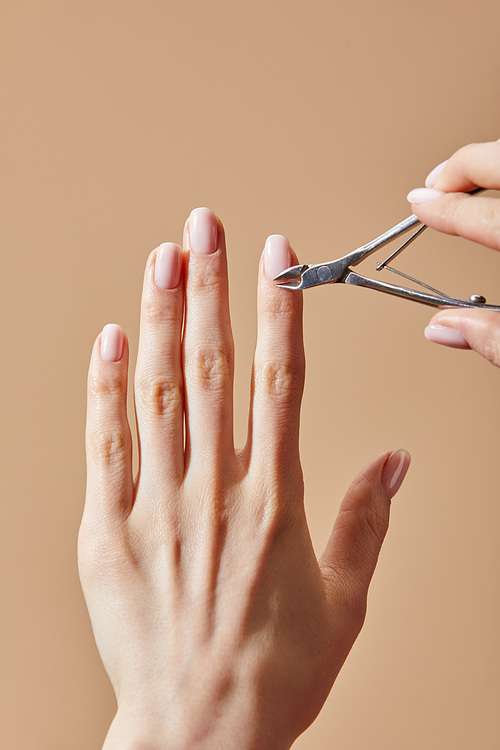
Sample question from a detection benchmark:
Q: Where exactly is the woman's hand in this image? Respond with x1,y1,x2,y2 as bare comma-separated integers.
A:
80,208,410,750
407,139,500,366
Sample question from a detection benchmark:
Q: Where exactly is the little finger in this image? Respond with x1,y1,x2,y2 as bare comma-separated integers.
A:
85,324,133,523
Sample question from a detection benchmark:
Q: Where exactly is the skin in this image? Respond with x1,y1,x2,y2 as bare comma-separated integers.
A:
80,210,410,749
409,139,500,367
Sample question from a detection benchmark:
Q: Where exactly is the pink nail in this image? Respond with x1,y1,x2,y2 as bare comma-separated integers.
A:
101,324,124,362
382,449,411,497
189,207,218,255
425,159,448,187
154,242,182,289
407,187,445,204
264,234,291,280
424,324,470,349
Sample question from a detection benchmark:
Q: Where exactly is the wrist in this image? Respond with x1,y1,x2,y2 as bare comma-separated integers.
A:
103,702,294,750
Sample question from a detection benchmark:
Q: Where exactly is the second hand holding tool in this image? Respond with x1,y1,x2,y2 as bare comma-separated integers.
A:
274,188,500,311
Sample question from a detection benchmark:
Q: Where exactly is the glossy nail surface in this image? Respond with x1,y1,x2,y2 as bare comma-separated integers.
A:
155,242,182,289
264,234,291,280
382,449,411,497
189,207,218,255
407,187,445,204
425,159,448,187
424,324,470,349
101,323,124,362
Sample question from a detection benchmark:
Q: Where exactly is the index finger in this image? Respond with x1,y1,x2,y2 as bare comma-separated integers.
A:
431,140,500,193
409,191,500,252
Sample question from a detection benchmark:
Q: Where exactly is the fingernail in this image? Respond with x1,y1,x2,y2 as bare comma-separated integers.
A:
407,187,445,204
154,242,182,289
424,324,470,349
382,449,411,497
264,234,291,280
101,324,124,362
189,207,218,255
425,159,448,187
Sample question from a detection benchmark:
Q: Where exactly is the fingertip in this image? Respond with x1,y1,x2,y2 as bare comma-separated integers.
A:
425,309,500,366
153,243,183,290
188,207,218,255
424,323,470,349
381,449,411,498
183,208,226,258
263,234,292,280
215,215,226,252
100,323,125,362
425,159,448,188
407,187,445,205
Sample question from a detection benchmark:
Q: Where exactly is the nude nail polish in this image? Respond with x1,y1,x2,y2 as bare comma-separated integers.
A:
189,207,218,255
154,242,182,289
425,159,448,187
264,234,291,280
101,324,124,362
382,449,411,497
407,187,445,204
424,324,470,349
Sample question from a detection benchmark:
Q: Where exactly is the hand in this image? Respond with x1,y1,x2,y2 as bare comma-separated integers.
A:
79,207,410,750
407,139,500,366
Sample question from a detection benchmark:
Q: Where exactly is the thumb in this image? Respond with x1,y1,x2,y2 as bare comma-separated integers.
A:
424,309,500,367
320,450,410,618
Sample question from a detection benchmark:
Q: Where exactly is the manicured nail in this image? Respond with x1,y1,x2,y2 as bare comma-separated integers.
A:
264,234,291,280
382,449,411,497
424,324,470,349
425,159,448,187
154,242,182,289
407,187,445,204
101,324,124,362
189,207,218,255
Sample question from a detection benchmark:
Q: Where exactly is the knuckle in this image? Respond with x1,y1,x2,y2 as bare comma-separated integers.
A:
360,501,390,544
89,370,125,400
189,265,225,296
255,359,303,399
480,334,500,368
342,586,368,633
87,426,130,468
135,374,183,417
142,296,179,326
262,289,300,319
250,474,302,535
336,501,388,559
321,560,367,631
453,142,477,166
186,346,232,392
78,521,132,587
483,201,500,250
448,142,482,178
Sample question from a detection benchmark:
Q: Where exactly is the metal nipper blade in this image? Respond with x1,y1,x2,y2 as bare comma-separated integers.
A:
273,264,309,289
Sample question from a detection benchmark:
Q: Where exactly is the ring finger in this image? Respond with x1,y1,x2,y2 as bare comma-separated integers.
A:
134,242,185,487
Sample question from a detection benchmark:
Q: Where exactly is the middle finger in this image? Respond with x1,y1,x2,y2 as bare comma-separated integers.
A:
183,208,235,470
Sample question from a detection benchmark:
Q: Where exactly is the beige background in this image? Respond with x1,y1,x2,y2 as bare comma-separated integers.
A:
2,1,500,748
